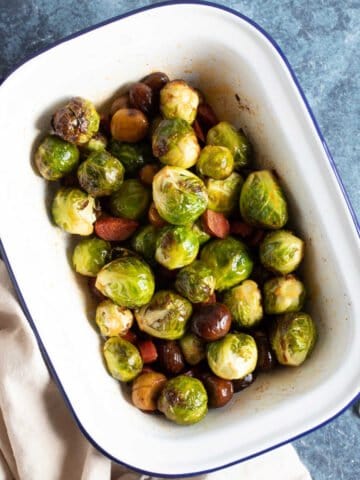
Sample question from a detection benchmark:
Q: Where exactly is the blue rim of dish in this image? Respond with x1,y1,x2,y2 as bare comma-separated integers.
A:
1,1,359,477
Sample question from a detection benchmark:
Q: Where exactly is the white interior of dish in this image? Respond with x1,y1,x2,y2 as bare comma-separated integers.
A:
0,4,359,476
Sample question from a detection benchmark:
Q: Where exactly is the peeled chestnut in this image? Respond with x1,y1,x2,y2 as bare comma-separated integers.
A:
201,374,234,408
232,372,257,393
191,303,231,341
142,72,169,93
252,330,276,371
156,340,185,375
129,82,154,115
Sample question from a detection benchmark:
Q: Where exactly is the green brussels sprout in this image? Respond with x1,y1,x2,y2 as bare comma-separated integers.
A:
196,145,234,180
153,166,208,225
35,135,79,181
72,237,110,277
95,257,155,308
259,230,305,275
223,280,263,328
200,237,253,291
239,170,288,229
152,118,200,169
131,225,158,264
155,225,199,270
270,312,317,366
179,333,206,365
96,299,133,337
160,80,199,124
77,150,124,197
109,140,154,176
206,122,251,170
83,132,107,153
263,275,306,314
51,97,100,145
157,375,208,425
191,219,211,246
205,172,243,215
103,336,143,382
175,260,215,303
207,333,258,380
109,179,150,220
135,290,192,340
51,187,97,235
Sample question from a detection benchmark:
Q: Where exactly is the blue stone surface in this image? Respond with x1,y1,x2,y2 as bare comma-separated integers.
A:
0,1,359,478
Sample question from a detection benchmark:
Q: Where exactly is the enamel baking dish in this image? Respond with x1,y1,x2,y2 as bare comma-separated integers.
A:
0,2,359,477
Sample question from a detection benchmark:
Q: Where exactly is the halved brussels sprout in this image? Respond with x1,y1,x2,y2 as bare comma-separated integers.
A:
200,237,253,291
240,170,288,229
207,333,258,380
131,225,158,264
103,337,143,382
51,187,97,235
35,135,79,180
263,275,306,314
191,219,211,246
160,80,199,124
196,145,234,180
179,333,205,365
109,140,154,176
175,260,215,303
155,225,199,270
223,280,263,328
72,237,110,277
270,312,317,366
109,179,151,220
95,299,133,337
259,230,304,275
95,257,155,308
77,150,124,197
135,290,192,340
153,166,208,225
205,172,243,215
157,375,208,425
206,122,251,170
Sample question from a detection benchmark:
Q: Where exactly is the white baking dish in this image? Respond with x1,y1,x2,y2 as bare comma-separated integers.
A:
0,2,359,477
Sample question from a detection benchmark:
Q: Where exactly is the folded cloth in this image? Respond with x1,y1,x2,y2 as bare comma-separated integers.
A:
0,261,311,480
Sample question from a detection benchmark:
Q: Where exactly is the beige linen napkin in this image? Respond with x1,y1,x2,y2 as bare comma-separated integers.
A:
0,261,311,480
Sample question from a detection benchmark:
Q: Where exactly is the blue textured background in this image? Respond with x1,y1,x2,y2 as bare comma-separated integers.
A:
1,1,359,478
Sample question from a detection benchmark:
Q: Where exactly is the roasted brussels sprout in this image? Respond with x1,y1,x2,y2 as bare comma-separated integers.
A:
206,122,251,170
175,260,215,303
95,256,155,308
52,187,97,235
160,80,199,124
196,145,234,179
152,118,200,168
200,237,253,291
259,230,305,275
103,336,143,382
155,225,199,270
72,237,110,277
263,275,306,314
131,225,158,264
109,179,150,220
240,170,288,229
207,333,258,380
157,375,208,425
205,172,243,215
109,140,154,176
95,299,133,336
135,290,192,340
270,312,317,366
83,132,107,152
153,166,208,225
51,97,100,145
223,280,263,328
179,333,206,365
35,135,79,181
192,219,211,246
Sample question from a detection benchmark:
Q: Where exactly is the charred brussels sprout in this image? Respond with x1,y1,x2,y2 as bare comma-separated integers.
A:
263,275,306,314
155,225,199,270
259,230,304,275
83,132,107,153
157,375,208,425
179,333,206,365
205,172,243,215
270,312,317,366
109,179,150,220
206,122,251,170
103,337,142,382
192,219,211,246
223,280,263,328
72,237,110,276
207,333,258,380
95,256,155,308
35,135,79,180
152,118,200,168
200,237,253,291
96,299,133,337
131,225,158,264
52,187,96,235
160,80,199,124
175,260,215,303
240,170,288,229
135,290,192,340
52,97,100,145
196,145,234,179
109,140,154,176
153,166,208,225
